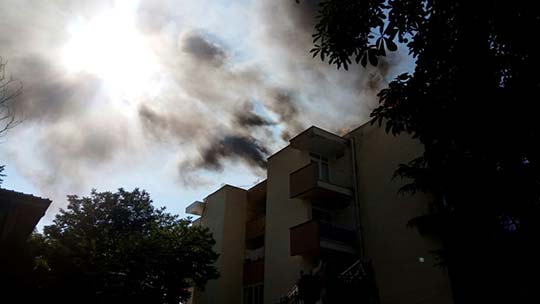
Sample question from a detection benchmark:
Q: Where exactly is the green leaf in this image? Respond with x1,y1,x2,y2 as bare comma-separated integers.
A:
360,53,368,67
355,52,363,64
368,50,378,66
386,38,398,51
379,40,386,56
398,73,409,80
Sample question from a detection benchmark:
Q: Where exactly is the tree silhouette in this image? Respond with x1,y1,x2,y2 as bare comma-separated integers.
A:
0,57,22,186
0,165,5,185
304,1,540,302
22,188,219,304
0,57,21,136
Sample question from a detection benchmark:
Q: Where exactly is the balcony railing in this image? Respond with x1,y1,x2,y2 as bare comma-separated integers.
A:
246,216,265,240
245,247,265,261
185,200,204,216
319,221,357,244
243,258,264,285
290,220,357,256
289,163,353,203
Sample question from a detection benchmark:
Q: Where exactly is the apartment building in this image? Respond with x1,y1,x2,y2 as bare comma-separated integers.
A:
186,121,453,304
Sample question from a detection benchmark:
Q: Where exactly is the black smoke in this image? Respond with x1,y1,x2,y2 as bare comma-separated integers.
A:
196,135,269,171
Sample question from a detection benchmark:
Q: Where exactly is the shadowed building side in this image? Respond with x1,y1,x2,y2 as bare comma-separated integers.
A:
348,123,453,304
187,185,248,304
0,188,51,252
0,188,51,291
263,144,313,304
187,121,453,304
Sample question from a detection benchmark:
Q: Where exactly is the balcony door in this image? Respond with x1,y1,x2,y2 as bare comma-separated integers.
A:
312,206,332,224
310,152,329,182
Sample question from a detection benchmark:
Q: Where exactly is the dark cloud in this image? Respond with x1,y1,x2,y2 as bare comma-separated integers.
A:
256,0,401,133
234,102,275,128
1,0,408,198
139,98,274,176
135,30,283,179
235,111,273,128
11,56,102,121
264,89,304,140
41,119,128,164
182,32,227,66
138,103,206,141
0,0,136,208
194,134,269,171
259,0,321,60
135,1,398,180
282,0,320,34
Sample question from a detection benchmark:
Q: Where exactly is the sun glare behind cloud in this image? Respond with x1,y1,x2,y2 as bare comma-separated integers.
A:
62,1,159,104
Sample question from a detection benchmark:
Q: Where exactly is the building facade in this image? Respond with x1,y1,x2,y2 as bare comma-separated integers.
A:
0,188,52,292
187,121,453,304
0,188,51,252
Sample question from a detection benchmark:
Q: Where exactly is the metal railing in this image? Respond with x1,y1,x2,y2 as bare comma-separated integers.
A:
318,221,357,245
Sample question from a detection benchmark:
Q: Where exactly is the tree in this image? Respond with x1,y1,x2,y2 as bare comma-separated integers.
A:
0,165,5,185
304,1,540,302
0,58,23,291
0,57,22,186
0,57,21,136
23,188,219,304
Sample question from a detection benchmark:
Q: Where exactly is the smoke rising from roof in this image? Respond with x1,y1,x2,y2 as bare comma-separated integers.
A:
234,102,275,128
0,0,404,212
195,135,269,171
182,32,228,67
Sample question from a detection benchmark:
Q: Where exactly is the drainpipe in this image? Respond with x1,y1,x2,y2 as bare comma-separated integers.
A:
349,137,365,259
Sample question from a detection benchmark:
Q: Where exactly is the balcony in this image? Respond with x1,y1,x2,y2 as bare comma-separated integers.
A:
290,220,357,256
245,246,265,261
243,258,264,285
192,217,202,226
289,126,348,157
185,200,204,216
246,216,265,240
289,162,353,203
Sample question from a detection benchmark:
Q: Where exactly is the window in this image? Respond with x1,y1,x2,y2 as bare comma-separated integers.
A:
243,284,264,304
310,153,329,182
312,206,332,223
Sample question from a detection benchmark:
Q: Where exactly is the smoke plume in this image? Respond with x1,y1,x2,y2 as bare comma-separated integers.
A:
0,0,405,213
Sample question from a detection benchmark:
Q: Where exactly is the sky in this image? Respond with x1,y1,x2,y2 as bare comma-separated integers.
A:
0,0,411,228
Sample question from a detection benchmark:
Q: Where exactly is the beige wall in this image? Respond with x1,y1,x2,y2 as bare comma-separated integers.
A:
328,147,354,189
349,123,453,304
191,122,453,304
264,147,313,304
197,188,226,304
331,202,357,231
328,147,357,230
196,186,248,304
312,147,358,231
222,187,248,303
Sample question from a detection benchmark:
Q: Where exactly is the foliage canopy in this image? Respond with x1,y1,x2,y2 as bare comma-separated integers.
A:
304,1,540,302
27,188,218,304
